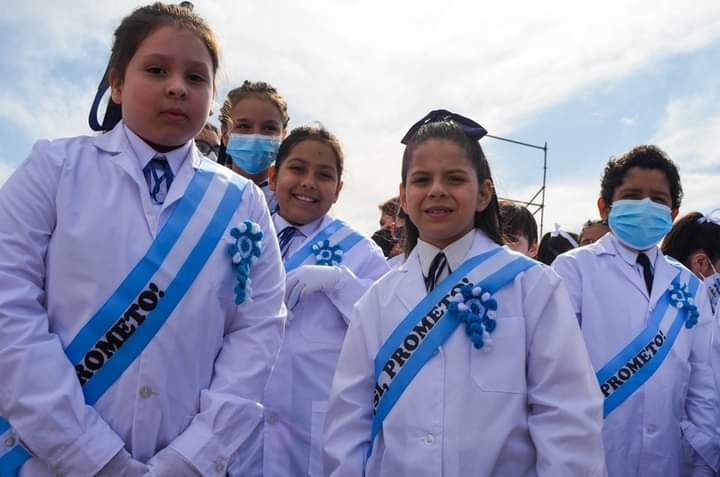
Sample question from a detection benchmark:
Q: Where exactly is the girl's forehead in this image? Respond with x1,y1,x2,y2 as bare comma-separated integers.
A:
286,140,337,163
135,25,213,69
230,96,283,120
409,139,473,170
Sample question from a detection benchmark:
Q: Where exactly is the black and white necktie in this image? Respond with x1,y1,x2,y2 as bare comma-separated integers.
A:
425,252,450,292
637,252,654,295
277,226,298,259
143,156,174,204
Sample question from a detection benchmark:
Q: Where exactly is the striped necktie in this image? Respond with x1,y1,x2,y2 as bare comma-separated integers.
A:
143,156,174,204
425,252,450,292
277,226,298,259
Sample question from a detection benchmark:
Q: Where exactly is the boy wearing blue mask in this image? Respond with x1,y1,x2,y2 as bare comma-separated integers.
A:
219,81,289,211
553,145,719,477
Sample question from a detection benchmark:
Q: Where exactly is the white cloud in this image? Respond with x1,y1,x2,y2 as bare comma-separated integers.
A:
621,117,637,127
3,0,720,234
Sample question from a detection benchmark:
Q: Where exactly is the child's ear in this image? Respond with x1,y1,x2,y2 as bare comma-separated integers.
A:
332,180,344,203
528,240,539,258
671,208,679,221
268,165,278,192
109,69,123,105
476,179,494,212
399,183,407,213
689,251,711,278
597,197,610,221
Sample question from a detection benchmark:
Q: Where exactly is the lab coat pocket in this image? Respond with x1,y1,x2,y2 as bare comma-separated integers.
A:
299,294,347,345
308,401,328,477
470,316,526,393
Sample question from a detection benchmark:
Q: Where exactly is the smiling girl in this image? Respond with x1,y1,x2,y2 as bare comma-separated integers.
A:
257,125,388,477
323,110,606,477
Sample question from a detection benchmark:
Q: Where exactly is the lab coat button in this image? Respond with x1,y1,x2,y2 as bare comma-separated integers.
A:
139,385,153,399
266,414,278,425
214,462,225,473
423,433,435,446
646,424,657,434
4,436,16,447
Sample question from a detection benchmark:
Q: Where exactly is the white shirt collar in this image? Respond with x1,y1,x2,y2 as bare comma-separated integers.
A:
122,123,191,176
272,213,325,239
416,229,477,277
610,233,659,269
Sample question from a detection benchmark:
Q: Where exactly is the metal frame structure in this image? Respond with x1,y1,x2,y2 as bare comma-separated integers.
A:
486,134,548,236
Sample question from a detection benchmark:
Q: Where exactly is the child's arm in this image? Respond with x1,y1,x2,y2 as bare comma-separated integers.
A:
682,288,720,475
523,266,607,477
285,241,389,322
162,183,285,476
551,253,583,324
0,141,127,474
323,291,377,477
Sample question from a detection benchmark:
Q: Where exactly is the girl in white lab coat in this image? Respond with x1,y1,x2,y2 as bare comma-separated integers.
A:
323,110,606,477
218,80,289,211
255,125,389,477
661,210,720,317
552,146,718,476
0,3,285,476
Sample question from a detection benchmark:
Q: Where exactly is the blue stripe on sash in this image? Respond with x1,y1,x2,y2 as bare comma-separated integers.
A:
373,247,502,379
598,273,699,418
65,170,213,363
0,443,32,477
284,219,345,272
370,251,535,453
82,180,245,404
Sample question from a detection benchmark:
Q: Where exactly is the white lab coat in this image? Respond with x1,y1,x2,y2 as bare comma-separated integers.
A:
0,123,285,476
552,233,719,476
259,215,389,477
323,230,606,477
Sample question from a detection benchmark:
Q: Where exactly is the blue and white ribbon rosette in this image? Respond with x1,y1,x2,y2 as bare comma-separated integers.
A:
312,239,344,266
448,283,498,351
668,282,700,329
227,220,263,304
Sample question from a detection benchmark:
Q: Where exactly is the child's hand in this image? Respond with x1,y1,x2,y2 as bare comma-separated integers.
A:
285,265,344,310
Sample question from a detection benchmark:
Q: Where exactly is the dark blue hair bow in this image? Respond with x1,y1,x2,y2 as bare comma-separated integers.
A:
88,63,122,132
400,109,488,145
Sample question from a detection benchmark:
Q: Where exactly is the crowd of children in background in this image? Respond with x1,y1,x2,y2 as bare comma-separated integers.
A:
1,2,719,477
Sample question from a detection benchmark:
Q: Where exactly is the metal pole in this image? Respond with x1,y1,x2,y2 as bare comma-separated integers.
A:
540,142,548,236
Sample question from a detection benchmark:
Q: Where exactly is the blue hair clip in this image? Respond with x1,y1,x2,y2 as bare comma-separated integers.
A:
400,109,488,145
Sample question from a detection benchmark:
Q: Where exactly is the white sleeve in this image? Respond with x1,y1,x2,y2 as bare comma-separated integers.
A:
326,241,390,323
551,254,583,324
0,142,125,475
523,267,607,477
168,183,286,475
682,284,720,473
323,290,377,477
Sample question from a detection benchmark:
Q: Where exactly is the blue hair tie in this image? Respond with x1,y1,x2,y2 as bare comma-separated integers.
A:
401,109,487,145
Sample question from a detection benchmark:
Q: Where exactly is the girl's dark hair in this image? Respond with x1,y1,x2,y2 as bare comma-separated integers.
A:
108,2,220,87
275,125,344,179
499,200,538,246
401,120,503,255
220,80,289,132
600,144,683,209
661,212,720,266
536,231,579,265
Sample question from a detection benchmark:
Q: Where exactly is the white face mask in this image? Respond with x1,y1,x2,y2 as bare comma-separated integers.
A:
704,262,720,314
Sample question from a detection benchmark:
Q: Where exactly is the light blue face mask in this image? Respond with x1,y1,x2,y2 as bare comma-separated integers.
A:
225,133,281,174
608,198,673,250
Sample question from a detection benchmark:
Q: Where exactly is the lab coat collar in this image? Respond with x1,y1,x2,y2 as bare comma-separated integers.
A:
395,230,502,312
91,122,219,231
591,233,678,305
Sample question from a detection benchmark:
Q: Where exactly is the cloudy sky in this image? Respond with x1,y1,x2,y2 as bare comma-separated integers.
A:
1,1,719,236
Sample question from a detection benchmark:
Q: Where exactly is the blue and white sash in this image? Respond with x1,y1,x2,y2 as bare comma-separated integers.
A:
284,218,363,272
596,266,701,418
0,161,247,476
369,247,535,456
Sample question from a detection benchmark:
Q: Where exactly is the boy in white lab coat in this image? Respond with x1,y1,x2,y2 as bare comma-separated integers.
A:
553,144,718,477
